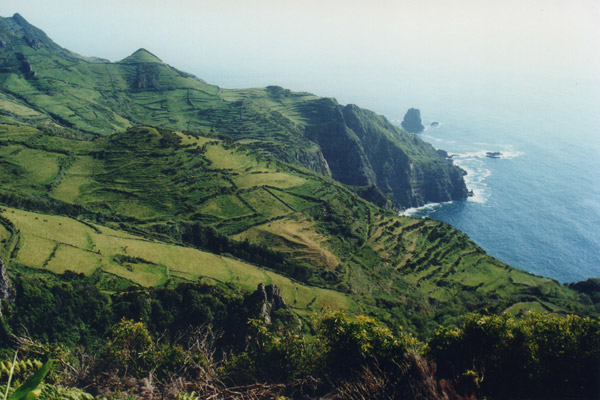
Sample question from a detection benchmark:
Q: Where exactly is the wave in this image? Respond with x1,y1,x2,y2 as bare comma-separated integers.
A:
412,129,523,209
401,200,454,217
452,158,491,204
449,148,524,160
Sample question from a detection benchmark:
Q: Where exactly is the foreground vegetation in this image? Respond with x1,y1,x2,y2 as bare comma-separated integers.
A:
0,271,598,399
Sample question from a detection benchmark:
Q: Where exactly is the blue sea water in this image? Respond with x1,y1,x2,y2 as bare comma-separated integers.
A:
396,80,600,283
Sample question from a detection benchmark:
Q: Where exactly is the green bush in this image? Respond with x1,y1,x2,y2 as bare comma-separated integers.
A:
234,318,318,382
316,311,424,376
104,319,156,377
428,313,600,398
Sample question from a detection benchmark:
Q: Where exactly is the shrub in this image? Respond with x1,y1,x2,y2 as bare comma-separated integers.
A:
316,311,424,377
428,313,600,398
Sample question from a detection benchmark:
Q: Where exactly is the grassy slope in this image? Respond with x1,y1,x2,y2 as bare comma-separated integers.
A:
0,22,463,207
0,206,353,314
0,122,590,333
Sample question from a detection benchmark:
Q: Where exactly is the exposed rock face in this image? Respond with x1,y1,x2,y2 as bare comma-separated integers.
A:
352,185,394,209
401,108,425,133
304,99,377,187
0,259,15,316
247,283,287,325
302,99,468,208
294,148,332,177
15,52,35,78
9,13,50,50
135,64,159,90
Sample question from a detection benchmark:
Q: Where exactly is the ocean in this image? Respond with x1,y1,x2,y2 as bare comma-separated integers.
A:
396,78,600,283
202,71,600,284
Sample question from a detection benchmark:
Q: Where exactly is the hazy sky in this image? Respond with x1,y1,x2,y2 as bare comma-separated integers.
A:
1,0,599,114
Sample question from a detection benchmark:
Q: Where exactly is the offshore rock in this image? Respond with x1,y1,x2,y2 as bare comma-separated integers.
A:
247,283,287,325
486,151,502,159
401,108,425,133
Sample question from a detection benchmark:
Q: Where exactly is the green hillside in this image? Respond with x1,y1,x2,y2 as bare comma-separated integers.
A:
0,122,592,333
0,13,466,209
0,13,595,333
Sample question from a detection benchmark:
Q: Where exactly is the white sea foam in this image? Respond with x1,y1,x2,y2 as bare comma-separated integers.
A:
422,134,443,142
451,156,492,204
449,146,524,161
400,200,453,217
411,129,523,208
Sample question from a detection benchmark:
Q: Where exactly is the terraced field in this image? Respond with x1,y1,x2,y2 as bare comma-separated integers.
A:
0,206,354,313
0,122,592,331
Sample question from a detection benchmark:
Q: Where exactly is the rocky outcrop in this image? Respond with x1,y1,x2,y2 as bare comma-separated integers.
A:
135,64,159,90
295,148,332,177
401,108,425,133
486,151,502,159
15,52,35,78
0,259,15,316
246,283,287,325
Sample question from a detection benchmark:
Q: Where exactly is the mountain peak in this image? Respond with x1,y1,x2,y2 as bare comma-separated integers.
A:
1,12,56,52
120,48,164,64
11,13,28,24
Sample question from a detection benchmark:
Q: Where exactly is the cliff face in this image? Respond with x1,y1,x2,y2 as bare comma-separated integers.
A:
303,99,376,186
301,100,468,208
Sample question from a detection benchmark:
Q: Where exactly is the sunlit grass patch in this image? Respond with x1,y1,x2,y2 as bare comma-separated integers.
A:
46,245,101,275
197,195,253,218
233,172,305,190
240,188,292,218
6,209,91,249
235,215,340,270
204,145,258,171
14,234,56,268
0,146,60,186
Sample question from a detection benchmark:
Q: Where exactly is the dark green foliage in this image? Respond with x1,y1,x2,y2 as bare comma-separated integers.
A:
429,313,600,399
104,319,156,377
570,277,600,312
237,311,426,384
315,311,424,377
234,318,317,382
4,271,111,347
1,270,599,398
2,270,250,351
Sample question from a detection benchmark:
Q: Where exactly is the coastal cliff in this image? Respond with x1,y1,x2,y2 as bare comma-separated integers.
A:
301,99,468,207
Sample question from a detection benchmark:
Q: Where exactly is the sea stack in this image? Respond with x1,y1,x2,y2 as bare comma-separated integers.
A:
401,108,425,133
